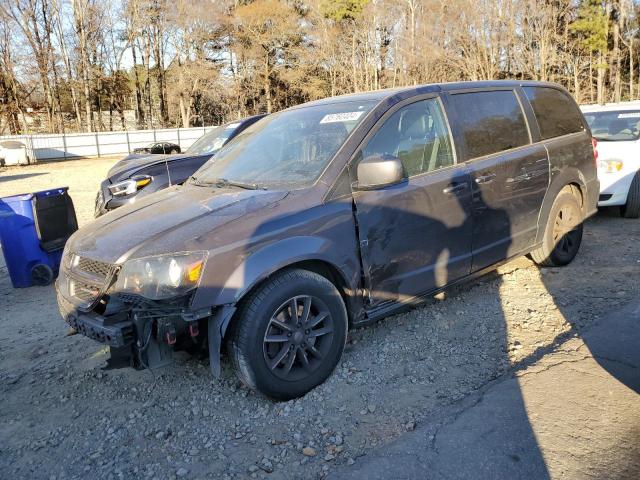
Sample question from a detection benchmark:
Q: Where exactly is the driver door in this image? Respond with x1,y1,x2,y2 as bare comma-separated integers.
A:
352,96,473,308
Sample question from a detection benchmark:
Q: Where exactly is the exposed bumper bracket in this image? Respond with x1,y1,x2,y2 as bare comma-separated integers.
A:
67,313,134,348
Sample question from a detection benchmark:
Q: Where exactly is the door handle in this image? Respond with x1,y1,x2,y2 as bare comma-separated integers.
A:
475,173,496,184
442,183,468,194
508,172,532,183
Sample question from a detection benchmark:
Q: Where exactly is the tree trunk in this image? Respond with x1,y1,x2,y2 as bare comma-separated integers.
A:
142,33,153,128
264,50,272,113
589,52,595,103
108,88,115,131
131,45,146,128
118,99,127,130
597,51,605,104
630,40,634,99
573,60,581,104
613,19,621,103
154,25,168,126
351,30,358,93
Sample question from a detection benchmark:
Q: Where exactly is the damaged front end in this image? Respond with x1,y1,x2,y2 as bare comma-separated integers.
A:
55,250,232,374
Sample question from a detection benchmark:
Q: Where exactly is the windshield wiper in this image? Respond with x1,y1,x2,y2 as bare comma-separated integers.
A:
189,175,211,187
190,176,266,190
214,178,267,190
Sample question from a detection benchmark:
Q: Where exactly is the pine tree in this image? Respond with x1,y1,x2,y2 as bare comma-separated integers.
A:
571,0,610,103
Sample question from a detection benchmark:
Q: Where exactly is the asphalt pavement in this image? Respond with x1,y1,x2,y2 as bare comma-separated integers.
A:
332,298,640,479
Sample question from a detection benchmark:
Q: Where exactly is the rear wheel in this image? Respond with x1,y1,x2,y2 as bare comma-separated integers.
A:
227,269,348,401
620,171,640,219
530,190,584,267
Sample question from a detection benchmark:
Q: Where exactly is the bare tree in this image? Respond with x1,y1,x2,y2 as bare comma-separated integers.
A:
0,0,59,131
3,0,640,134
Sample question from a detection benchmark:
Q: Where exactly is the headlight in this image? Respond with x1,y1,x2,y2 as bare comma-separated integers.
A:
109,175,152,197
115,252,207,300
599,159,623,173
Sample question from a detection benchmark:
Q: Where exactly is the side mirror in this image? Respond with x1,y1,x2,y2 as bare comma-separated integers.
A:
356,154,405,190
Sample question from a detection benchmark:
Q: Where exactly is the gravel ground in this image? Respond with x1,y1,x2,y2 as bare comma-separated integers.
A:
0,159,639,480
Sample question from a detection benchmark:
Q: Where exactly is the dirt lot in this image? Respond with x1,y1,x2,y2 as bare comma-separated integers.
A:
0,159,639,479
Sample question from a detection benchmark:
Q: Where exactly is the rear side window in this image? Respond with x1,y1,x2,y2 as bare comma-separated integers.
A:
449,90,530,160
523,87,585,140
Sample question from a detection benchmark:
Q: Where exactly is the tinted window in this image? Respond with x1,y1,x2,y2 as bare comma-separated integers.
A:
450,90,530,160
582,110,640,142
523,87,584,140
360,98,454,177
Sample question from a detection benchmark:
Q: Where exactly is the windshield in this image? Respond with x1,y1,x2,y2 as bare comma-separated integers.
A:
583,110,640,141
186,124,239,156
191,101,377,189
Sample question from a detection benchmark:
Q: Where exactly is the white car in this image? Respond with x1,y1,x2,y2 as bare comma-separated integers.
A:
581,102,640,218
0,140,30,166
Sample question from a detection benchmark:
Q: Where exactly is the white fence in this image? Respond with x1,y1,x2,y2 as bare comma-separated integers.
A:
0,126,217,162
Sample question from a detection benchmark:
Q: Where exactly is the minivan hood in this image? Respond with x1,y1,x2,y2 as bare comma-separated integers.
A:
66,185,289,263
107,153,183,180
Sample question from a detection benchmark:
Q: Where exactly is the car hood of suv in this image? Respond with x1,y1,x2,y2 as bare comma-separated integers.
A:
107,153,187,181
66,184,289,264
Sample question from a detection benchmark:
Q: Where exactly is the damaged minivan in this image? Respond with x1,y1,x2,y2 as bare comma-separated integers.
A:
57,81,598,400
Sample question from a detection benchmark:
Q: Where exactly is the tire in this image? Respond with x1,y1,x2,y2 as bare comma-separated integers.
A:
530,189,584,267
169,149,178,154
620,172,640,219
227,269,348,401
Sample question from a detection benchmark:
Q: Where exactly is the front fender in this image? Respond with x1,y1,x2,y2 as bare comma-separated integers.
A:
191,235,360,310
227,235,357,303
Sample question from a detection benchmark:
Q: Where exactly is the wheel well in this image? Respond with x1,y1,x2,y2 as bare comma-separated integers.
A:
224,260,356,340
565,182,585,211
534,179,587,248
273,260,355,324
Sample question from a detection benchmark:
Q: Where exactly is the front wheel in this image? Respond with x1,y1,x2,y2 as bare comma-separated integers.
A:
227,269,348,401
620,172,640,219
530,189,584,267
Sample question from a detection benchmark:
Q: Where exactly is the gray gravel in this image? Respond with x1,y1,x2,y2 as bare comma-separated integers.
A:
1,161,639,479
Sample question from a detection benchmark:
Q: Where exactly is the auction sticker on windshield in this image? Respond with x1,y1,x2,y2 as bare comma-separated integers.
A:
320,111,364,124
617,112,640,118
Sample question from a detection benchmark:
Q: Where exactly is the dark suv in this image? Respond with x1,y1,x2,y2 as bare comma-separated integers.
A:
56,81,598,400
95,115,265,216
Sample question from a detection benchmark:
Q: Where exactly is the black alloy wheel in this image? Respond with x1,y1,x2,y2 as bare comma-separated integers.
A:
227,269,347,401
263,295,334,381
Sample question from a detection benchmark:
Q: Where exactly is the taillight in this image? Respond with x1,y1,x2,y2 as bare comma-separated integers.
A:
591,137,598,166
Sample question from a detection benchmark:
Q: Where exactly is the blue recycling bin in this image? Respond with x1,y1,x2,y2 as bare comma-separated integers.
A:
0,187,78,288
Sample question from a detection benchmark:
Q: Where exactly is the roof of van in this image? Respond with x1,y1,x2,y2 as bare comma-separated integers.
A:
297,80,567,108
580,101,640,113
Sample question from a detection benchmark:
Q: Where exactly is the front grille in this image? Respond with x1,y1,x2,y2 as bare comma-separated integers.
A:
63,254,116,307
69,279,101,303
77,257,113,279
